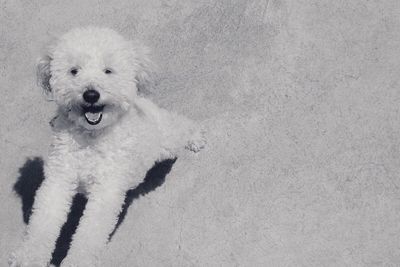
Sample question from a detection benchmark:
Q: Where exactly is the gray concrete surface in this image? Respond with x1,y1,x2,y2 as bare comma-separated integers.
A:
1,0,400,266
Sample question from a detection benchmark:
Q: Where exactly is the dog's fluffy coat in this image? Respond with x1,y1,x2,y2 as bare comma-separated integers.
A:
10,27,205,267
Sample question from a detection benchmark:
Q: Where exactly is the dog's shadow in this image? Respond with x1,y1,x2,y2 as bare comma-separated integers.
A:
13,157,176,266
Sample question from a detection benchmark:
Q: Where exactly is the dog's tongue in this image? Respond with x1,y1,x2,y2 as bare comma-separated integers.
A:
84,112,102,125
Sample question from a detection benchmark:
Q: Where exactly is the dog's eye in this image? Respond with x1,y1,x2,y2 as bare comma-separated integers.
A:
104,68,113,74
70,68,79,76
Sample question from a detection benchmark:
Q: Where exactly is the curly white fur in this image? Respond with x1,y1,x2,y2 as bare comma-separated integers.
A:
10,27,205,267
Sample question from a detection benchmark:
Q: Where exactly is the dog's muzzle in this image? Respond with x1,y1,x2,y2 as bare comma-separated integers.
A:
82,105,104,125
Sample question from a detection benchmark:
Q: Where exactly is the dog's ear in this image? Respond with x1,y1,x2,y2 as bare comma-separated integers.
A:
130,41,157,95
36,54,53,100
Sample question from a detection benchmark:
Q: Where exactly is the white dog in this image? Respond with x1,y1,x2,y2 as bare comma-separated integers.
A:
10,27,205,267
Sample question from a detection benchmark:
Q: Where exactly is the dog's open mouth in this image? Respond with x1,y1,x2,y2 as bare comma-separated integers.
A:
82,105,104,125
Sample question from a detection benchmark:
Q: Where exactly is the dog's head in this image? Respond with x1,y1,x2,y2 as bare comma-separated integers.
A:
37,27,155,130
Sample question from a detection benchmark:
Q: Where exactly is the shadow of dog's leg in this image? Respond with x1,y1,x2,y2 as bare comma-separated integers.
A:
51,193,88,267
13,157,45,224
109,158,177,240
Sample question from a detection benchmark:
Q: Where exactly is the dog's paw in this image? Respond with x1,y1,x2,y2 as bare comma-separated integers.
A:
60,256,82,267
61,255,99,267
60,258,77,267
8,253,36,267
8,252,45,267
8,252,28,267
8,252,19,267
186,129,207,153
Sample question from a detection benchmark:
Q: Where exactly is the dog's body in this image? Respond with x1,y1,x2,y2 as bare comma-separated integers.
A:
10,27,205,267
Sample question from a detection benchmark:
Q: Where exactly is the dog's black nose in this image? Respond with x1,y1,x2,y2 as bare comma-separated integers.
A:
83,89,100,104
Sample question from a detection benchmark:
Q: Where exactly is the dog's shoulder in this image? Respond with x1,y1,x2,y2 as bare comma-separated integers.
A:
133,97,170,123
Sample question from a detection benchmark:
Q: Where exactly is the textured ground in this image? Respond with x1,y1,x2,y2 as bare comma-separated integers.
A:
1,0,400,266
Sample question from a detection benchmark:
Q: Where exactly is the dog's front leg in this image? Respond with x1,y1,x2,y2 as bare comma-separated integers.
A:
134,97,206,155
163,113,206,154
10,160,77,267
61,181,126,267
